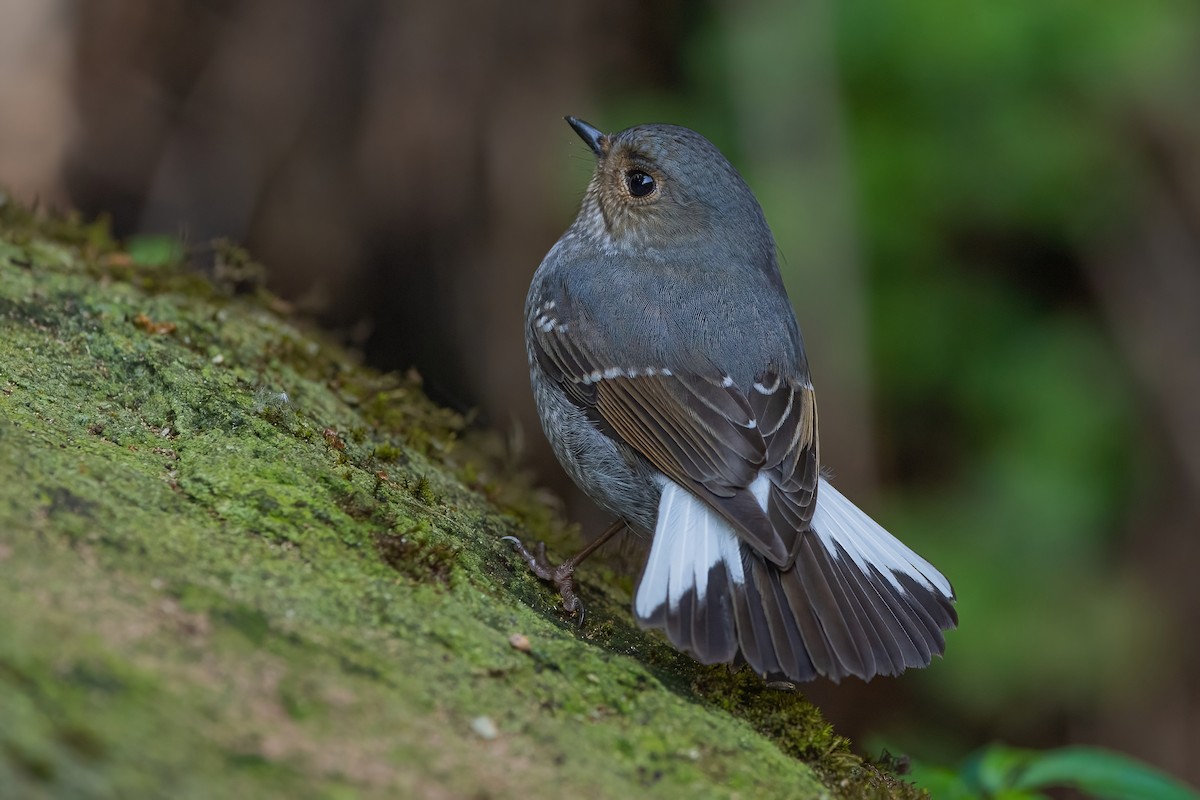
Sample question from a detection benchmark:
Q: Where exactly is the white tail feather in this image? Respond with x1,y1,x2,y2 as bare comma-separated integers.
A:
637,476,952,621
635,481,744,619
812,477,953,597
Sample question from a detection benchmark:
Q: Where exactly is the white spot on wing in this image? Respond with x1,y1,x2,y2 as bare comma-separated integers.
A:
577,365,675,382
753,376,780,394
749,473,771,512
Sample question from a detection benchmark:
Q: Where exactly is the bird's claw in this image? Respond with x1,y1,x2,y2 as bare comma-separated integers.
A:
501,535,587,625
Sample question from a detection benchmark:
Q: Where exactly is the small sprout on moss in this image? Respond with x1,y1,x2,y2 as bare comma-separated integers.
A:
410,474,436,505
132,313,176,336
508,633,531,652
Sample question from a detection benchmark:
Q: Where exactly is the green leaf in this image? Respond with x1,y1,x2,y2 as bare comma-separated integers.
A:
905,762,981,800
912,745,1197,800
1010,746,1200,800
974,744,1035,793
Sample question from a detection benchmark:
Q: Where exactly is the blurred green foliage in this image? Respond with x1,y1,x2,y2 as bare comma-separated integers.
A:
910,744,1200,800
602,0,1200,768
833,0,1196,724
126,234,184,267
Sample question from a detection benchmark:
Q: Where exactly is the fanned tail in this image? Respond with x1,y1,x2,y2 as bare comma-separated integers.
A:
634,477,957,682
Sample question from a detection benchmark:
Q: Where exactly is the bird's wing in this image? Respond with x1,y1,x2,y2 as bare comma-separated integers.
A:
530,303,818,567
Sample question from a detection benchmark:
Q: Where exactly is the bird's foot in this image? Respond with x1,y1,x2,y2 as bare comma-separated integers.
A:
500,536,586,626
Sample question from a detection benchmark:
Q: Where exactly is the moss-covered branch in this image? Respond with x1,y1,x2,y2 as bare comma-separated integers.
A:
0,200,918,799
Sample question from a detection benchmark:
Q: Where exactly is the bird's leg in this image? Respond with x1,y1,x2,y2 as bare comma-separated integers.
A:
501,519,626,626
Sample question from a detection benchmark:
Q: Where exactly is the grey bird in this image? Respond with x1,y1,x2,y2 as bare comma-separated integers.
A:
506,116,957,683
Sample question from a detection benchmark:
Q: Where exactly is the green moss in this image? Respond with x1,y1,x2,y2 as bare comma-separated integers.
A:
0,203,920,799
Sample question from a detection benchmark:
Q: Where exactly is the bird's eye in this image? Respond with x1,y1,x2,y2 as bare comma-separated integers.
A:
625,170,656,198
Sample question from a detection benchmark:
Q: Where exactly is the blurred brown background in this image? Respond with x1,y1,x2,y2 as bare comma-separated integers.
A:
3,0,1198,788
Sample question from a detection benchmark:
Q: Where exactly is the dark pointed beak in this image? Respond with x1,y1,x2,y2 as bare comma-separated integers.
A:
565,116,606,156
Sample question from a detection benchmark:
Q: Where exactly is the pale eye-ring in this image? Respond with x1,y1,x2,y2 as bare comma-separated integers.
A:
625,169,656,197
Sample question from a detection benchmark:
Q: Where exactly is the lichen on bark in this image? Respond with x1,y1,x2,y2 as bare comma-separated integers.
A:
0,199,922,799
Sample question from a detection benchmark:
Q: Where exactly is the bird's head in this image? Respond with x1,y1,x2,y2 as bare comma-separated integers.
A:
565,116,774,262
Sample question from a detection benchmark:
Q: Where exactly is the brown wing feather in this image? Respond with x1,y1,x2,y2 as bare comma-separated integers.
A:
750,371,820,562
531,317,818,567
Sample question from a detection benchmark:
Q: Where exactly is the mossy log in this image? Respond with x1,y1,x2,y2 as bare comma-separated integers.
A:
0,201,920,799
